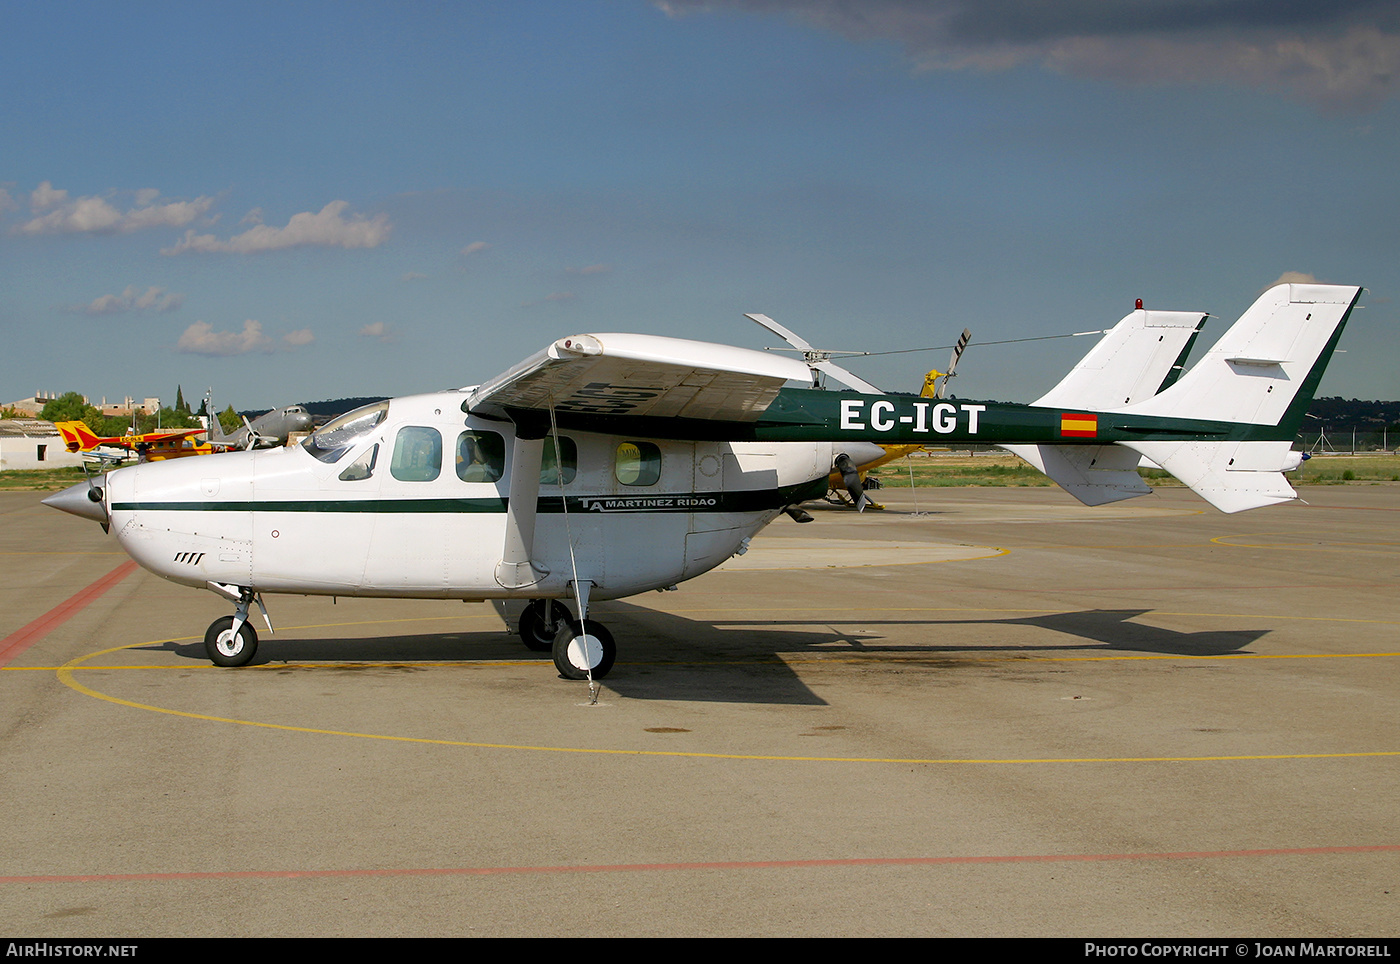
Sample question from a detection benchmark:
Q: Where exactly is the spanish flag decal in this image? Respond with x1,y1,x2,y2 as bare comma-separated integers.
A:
1060,413,1098,437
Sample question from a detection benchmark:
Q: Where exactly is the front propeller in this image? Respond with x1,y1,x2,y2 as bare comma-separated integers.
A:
43,473,111,530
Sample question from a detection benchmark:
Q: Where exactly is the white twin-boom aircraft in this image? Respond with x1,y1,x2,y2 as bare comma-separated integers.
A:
44,283,1363,681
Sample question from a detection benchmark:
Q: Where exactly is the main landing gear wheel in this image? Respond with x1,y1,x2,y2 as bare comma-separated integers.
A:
551,618,616,680
519,599,569,653
204,615,258,667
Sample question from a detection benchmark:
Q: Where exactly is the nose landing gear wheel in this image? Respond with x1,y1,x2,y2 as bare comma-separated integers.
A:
205,615,258,667
551,618,615,680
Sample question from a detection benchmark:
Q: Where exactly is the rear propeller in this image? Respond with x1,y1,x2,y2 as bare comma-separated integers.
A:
833,453,869,513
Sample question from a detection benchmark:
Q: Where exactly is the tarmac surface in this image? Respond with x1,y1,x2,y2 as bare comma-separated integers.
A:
2,483,1397,938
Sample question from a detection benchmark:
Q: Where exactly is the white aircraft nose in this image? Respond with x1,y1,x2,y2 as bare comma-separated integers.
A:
42,479,109,524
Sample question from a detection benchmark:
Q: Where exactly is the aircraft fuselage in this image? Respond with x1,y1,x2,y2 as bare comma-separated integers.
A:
103,390,862,602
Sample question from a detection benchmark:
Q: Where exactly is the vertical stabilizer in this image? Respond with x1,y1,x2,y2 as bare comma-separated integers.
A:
1005,305,1206,506
1117,283,1362,513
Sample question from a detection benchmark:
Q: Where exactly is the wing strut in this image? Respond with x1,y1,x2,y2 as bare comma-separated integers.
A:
496,423,550,590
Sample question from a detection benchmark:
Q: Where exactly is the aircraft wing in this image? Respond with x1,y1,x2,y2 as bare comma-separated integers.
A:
142,428,208,444
466,332,812,424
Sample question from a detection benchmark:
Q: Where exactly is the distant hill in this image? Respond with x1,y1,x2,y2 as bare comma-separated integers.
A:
1306,397,1400,427
243,397,390,424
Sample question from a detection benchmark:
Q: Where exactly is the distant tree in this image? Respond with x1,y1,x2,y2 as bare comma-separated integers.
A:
0,406,21,419
40,392,105,432
175,385,188,414
153,406,199,430
99,415,135,437
218,405,242,434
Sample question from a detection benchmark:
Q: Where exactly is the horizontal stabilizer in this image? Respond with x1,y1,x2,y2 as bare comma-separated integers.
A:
1006,306,1205,505
1122,440,1299,513
1112,283,1361,513
1003,444,1151,506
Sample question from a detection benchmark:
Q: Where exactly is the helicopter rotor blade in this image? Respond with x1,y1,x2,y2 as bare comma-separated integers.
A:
745,312,814,351
938,328,972,398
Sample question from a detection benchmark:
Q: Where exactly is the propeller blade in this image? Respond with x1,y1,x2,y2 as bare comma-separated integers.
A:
833,453,869,513
241,416,259,451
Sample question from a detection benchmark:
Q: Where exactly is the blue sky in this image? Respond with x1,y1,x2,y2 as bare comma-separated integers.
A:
3,0,1398,411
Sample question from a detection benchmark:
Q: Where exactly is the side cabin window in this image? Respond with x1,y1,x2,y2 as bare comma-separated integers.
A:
456,431,505,483
390,426,442,482
615,441,661,487
338,443,378,482
541,435,577,485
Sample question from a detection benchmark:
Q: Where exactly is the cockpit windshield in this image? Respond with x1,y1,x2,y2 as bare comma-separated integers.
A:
301,400,389,463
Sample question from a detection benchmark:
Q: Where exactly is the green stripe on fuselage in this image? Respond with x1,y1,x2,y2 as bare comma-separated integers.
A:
528,394,1288,445
111,478,829,516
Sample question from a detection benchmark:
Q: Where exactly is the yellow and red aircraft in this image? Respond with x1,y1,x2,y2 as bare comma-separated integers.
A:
54,421,213,462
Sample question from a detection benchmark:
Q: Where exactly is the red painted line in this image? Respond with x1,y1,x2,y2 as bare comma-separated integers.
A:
3,843,1396,885
0,559,139,667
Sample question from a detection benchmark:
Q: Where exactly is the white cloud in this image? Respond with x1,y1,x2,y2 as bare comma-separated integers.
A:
359,321,398,343
78,285,185,315
283,328,315,347
18,182,214,235
30,181,69,211
162,200,391,254
659,1,1400,112
1264,271,1323,293
461,241,491,256
176,320,276,356
400,271,429,282
568,263,612,275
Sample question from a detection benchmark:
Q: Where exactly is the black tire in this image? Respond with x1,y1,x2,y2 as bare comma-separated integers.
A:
551,618,616,680
519,599,569,652
204,615,258,667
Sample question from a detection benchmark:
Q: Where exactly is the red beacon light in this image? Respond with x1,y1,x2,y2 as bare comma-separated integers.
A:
1136,298,1143,310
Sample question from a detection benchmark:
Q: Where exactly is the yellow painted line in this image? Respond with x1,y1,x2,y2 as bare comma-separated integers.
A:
49,638,1400,766
11,603,1398,674
26,649,1400,674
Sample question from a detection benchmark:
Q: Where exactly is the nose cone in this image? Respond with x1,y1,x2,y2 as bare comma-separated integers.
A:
43,479,109,524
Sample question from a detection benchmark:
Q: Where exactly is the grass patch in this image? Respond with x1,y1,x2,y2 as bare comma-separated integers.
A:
0,466,97,491
870,451,1400,488
1289,454,1400,484
871,454,1058,488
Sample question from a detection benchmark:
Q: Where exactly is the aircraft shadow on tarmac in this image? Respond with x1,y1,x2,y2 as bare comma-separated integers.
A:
141,604,1268,706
